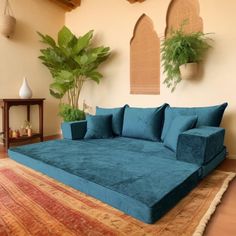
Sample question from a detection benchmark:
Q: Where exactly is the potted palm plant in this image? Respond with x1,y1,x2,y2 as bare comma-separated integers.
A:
161,24,212,92
38,26,110,121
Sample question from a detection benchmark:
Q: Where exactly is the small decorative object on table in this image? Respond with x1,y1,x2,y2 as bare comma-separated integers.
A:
19,77,32,99
27,128,32,137
12,130,20,138
20,126,26,136
11,130,17,138
20,120,32,137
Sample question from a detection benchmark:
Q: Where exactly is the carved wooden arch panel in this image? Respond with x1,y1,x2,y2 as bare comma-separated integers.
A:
130,14,160,94
165,0,203,36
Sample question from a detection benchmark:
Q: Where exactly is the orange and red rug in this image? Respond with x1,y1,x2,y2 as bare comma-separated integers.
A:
0,159,235,236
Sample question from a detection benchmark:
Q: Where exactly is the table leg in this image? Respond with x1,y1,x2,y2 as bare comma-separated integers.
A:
39,102,44,142
4,104,9,149
27,105,30,121
1,106,5,146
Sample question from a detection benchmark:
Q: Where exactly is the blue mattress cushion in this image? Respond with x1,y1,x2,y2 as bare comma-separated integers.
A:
164,115,198,152
122,104,167,141
176,126,225,165
84,115,113,139
61,120,87,140
161,103,228,140
9,137,200,224
96,105,126,136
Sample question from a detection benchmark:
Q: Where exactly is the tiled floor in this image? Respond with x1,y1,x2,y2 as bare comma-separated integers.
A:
0,137,235,236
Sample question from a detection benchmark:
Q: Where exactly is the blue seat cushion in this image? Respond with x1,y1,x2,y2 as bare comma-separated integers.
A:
84,115,113,139
96,105,126,136
164,115,198,152
122,104,167,141
161,103,228,140
176,126,225,166
9,137,199,224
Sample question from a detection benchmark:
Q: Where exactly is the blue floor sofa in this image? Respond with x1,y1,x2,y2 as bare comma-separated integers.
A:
9,102,227,224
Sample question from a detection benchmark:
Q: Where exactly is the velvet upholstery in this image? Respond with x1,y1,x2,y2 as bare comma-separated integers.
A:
9,138,199,224
61,120,87,140
161,103,228,140
176,126,225,165
122,104,167,141
84,115,113,139
9,101,228,224
96,106,126,136
200,148,226,178
164,115,198,152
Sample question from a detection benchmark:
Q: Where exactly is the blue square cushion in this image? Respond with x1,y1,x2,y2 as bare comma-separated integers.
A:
84,115,113,139
161,103,228,141
164,115,198,152
96,105,127,136
122,104,168,141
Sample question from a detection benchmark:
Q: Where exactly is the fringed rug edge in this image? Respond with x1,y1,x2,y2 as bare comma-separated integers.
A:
193,171,236,236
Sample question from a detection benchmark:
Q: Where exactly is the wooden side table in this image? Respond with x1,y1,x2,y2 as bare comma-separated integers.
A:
0,98,45,149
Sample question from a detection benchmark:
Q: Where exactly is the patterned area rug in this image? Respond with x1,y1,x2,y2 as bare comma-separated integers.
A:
0,159,235,236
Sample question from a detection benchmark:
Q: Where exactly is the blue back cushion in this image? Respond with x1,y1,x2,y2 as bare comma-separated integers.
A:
164,115,198,152
84,115,113,139
122,104,167,141
161,103,228,140
96,105,126,136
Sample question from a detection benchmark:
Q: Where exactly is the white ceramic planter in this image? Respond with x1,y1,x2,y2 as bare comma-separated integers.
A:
0,14,16,38
179,63,198,80
19,77,32,99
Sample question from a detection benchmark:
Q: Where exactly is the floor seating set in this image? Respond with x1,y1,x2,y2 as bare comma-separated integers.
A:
9,102,227,223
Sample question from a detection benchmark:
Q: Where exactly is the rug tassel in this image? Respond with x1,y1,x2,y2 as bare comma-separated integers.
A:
193,172,236,236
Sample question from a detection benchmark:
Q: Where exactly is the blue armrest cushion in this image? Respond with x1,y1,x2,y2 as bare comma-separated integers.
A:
61,121,87,140
176,126,225,165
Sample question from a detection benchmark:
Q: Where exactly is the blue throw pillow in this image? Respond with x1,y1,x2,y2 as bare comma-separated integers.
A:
122,104,168,141
161,103,228,141
96,105,127,136
84,115,113,139
164,115,198,152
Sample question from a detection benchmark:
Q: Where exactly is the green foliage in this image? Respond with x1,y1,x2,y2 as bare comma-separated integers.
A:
161,24,212,92
59,104,85,122
38,26,111,121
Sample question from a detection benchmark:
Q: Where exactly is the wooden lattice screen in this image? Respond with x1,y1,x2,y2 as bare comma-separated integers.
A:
130,14,160,94
165,0,203,36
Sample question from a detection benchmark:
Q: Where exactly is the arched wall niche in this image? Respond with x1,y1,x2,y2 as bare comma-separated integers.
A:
130,14,160,94
165,0,203,36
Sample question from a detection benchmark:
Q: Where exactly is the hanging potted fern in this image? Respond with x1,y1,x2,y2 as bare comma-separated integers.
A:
161,24,212,92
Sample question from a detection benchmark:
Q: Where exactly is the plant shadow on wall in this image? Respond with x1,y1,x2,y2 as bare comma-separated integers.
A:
161,21,213,92
38,26,111,121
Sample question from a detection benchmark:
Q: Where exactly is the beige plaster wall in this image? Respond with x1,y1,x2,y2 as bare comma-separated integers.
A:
0,0,65,137
66,0,236,157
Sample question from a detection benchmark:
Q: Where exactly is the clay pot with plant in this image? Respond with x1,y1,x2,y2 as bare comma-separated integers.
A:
161,23,212,92
38,26,111,121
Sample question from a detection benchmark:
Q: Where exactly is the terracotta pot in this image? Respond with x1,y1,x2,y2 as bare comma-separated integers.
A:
27,128,32,137
179,63,198,80
0,14,16,38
